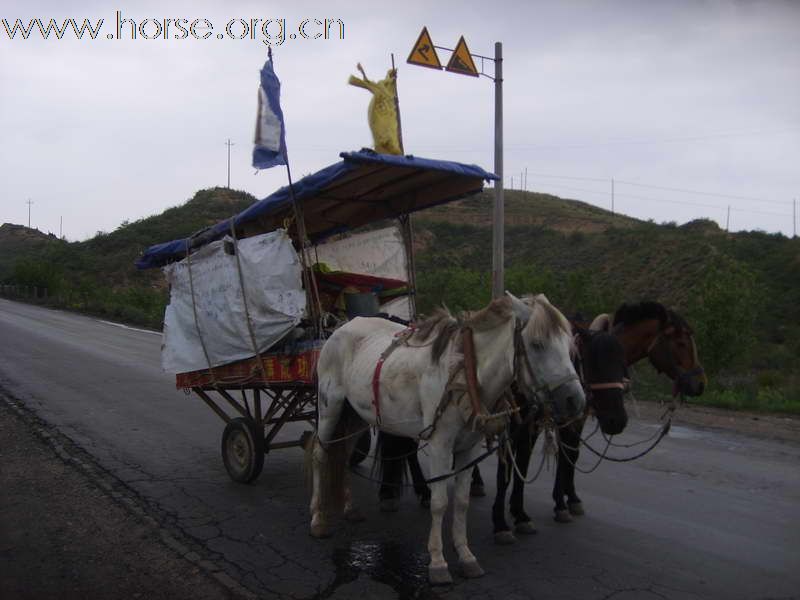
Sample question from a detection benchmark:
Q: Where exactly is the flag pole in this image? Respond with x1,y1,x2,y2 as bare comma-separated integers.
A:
268,47,324,333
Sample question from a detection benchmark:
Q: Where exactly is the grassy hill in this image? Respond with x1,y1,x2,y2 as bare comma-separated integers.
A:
2,186,798,413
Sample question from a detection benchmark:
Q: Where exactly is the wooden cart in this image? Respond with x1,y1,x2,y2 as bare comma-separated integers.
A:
137,151,497,482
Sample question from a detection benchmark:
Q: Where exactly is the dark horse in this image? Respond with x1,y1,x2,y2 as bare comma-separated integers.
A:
492,301,706,542
491,325,627,541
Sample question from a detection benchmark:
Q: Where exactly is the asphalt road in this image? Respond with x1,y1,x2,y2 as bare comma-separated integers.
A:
1,298,798,600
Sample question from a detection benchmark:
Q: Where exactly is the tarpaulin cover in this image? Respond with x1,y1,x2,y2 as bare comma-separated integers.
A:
161,229,305,374
136,150,497,270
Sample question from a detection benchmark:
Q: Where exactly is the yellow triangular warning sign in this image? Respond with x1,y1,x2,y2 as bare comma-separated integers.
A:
445,36,479,77
407,27,442,70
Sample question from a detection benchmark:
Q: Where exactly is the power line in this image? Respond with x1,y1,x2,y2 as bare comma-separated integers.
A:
532,181,792,218
614,179,789,206
524,171,788,206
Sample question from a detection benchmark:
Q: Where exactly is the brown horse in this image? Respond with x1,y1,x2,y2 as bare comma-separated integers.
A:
491,301,706,540
550,302,706,524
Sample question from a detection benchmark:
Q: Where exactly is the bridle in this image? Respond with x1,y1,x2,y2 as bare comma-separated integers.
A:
647,328,706,397
512,318,581,420
572,331,627,406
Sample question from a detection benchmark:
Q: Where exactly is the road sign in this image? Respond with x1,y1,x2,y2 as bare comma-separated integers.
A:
445,36,479,77
407,27,442,70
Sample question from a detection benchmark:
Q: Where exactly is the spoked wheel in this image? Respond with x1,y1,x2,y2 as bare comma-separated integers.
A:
221,417,264,483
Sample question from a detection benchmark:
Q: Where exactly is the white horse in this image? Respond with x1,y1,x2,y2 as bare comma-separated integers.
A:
307,293,585,584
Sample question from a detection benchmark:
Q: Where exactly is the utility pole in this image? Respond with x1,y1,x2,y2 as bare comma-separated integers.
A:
225,139,235,188
524,167,527,192
611,178,615,215
492,41,504,299
26,199,33,228
60,216,63,239
726,205,730,232
793,198,796,238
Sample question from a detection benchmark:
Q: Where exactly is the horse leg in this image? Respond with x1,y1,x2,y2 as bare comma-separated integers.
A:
452,446,484,579
309,435,332,537
564,420,585,516
378,432,404,512
492,442,515,544
509,423,538,535
553,423,579,523
470,465,486,497
426,446,453,585
407,449,431,508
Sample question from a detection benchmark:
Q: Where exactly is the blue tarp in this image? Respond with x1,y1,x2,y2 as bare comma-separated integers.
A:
136,150,497,270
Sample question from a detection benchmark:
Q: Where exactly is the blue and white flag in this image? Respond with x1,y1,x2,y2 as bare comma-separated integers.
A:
253,55,287,169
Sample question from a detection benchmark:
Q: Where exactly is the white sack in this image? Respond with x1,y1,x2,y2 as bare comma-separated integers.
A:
314,226,408,281
161,229,306,374
314,226,411,320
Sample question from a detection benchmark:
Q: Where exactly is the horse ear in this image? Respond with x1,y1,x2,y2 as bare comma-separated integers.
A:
505,292,531,322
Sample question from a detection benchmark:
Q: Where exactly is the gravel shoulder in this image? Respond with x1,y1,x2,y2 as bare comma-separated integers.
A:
0,398,242,600
632,398,800,444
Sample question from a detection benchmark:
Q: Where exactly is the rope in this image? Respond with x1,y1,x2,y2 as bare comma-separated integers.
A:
557,426,611,474
503,433,550,484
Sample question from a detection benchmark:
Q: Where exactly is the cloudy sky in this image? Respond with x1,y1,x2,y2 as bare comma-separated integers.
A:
1,0,798,240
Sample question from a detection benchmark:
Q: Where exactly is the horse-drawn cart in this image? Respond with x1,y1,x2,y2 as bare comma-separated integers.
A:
136,151,497,482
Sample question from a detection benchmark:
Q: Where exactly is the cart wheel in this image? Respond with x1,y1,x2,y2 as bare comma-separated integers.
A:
349,430,372,467
221,417,264,483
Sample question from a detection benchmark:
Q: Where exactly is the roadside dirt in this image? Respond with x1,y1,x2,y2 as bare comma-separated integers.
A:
0,400,241,600
632,399,800,444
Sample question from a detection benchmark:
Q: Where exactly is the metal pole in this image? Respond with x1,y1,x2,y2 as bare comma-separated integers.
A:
794,198,796,238
26,199,33,228
60,216,62,238
225,139,235,188
492,41,504,299
726,205,730,231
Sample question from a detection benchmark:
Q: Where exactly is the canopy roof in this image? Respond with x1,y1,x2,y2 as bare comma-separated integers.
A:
136,150,497,270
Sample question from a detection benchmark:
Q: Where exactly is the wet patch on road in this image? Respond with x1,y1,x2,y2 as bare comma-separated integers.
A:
319,539,437,599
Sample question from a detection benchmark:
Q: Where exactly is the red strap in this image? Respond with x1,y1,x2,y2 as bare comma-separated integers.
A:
372,356,385,422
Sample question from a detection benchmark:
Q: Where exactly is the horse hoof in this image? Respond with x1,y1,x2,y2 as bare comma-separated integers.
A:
470,483,486,497
309,523,331,538
554,510,573,524
494,530,516,545
344,507,365,522
568,501,585,516
458,559,485,579
379,498,399,513
514,521,537,535
428,566,453,585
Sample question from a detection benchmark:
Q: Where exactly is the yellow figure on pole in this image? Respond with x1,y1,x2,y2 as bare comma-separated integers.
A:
348,63,403,155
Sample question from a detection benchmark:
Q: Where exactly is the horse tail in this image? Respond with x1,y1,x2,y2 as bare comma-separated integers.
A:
306,401,363,515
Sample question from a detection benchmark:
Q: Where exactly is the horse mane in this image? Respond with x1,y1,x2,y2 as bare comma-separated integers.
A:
410,297,515,365
410,308,459,365
521,294,572,340
667,309,693,334
612,301,668,329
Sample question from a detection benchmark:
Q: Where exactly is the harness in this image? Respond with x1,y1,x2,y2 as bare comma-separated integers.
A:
572,331,628,407
371,318,578,442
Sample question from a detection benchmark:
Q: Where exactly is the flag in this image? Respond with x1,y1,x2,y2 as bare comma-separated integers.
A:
253,54,287,169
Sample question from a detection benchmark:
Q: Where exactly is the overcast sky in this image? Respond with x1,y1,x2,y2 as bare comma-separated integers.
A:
1,0,798,241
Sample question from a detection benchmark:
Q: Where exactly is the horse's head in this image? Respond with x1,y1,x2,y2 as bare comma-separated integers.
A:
507,293,586,424
576,328,628,435
648,310,707,397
